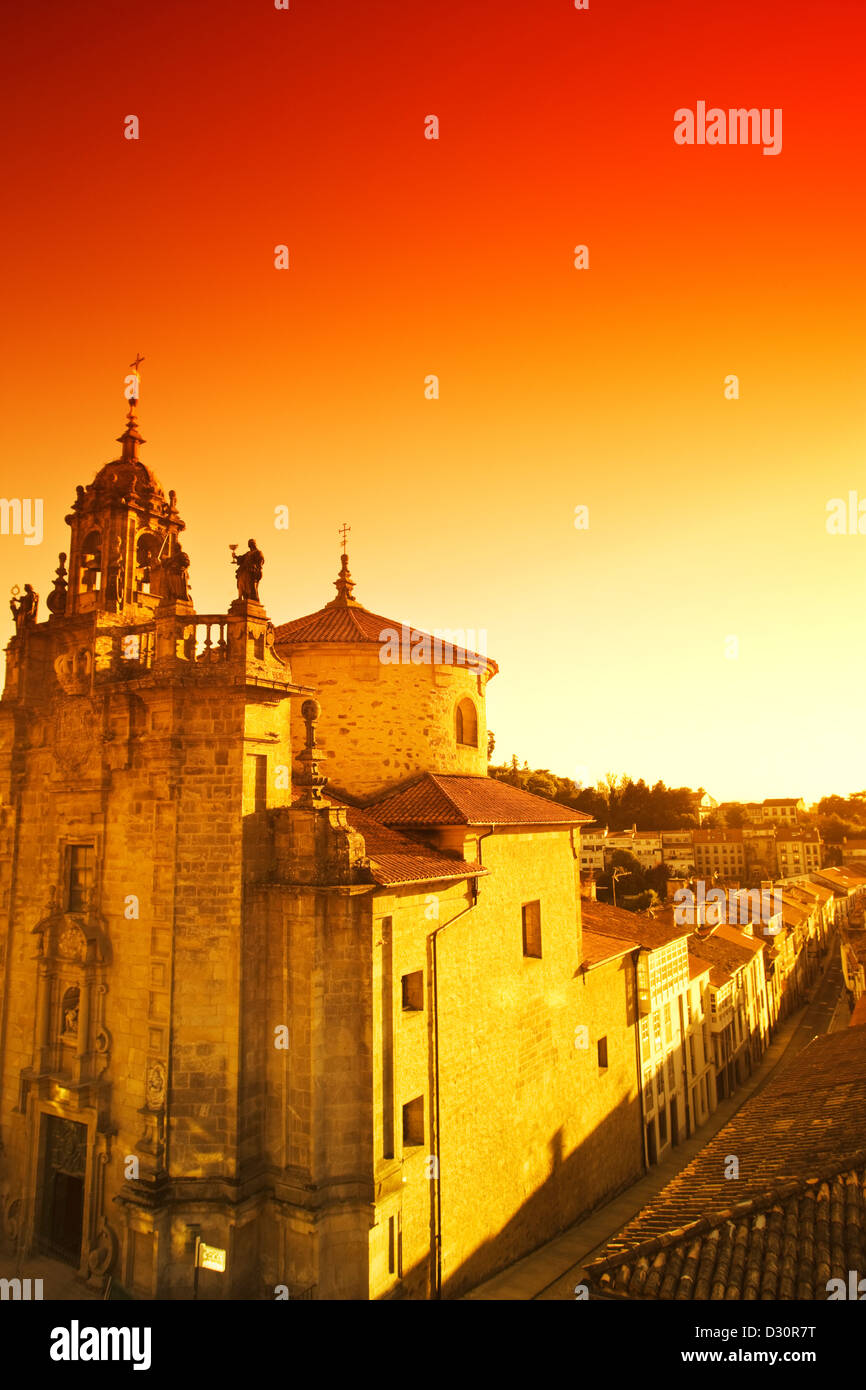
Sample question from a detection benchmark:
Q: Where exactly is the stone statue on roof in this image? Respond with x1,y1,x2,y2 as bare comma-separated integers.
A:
10,584,38,634
232,539,264,601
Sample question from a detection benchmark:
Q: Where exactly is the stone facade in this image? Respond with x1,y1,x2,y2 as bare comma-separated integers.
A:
282,643,489,800
0,402,645,1299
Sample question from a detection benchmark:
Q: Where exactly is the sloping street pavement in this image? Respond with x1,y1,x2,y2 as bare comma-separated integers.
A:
464,942,849,1301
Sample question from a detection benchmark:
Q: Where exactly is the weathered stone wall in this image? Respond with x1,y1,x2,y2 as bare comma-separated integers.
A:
358,829,643,1300
279,642,489,799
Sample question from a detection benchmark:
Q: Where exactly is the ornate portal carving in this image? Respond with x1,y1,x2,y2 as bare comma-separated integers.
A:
58,924,86,961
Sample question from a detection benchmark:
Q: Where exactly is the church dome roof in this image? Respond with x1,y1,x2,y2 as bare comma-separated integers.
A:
91,457,164,497
86,402,165,501
273,556,497,677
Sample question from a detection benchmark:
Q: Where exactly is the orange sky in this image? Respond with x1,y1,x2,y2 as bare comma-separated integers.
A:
1,0,864,805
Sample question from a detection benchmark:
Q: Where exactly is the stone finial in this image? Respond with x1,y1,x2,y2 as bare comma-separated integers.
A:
328,552,357,607
46,553,68,616
296,698,328,807
116,402,145,464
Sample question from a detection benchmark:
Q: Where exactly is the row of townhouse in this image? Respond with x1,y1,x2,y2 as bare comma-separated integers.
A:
578,859,857,1173
581,899,718,1168
580,823,823,880
790,864,866,1013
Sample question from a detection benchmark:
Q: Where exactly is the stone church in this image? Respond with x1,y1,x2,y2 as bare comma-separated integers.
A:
0,395,644,1298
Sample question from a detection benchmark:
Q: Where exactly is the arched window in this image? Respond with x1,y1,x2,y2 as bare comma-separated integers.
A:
456,698,478,748
135,532,161,593
79,531,102,592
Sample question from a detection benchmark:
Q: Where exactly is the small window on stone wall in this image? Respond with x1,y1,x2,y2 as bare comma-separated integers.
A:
455,698,478,747
522,900,542,958
67,844,94,912
597,1036,608,1069
401,971,424,1012
402,1096,424,1147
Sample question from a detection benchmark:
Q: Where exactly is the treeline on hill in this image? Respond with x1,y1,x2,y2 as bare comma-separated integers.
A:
487,761,866,897
487,761,702,830
703,793,866,849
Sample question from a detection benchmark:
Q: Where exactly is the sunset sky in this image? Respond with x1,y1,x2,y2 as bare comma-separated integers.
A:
1,0,864,805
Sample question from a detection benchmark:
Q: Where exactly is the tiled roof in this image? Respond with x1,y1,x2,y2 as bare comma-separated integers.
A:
776,828,821,843
583,900,691,951
588,1161,866,1300
585,1025,866,1299
688,953,713,980
683,927,763,986
274,601,498,675
295,792,486,886
763,798,803,807
693,829,744,844
813,866,866,893
368,774,593,828
580,929,637,968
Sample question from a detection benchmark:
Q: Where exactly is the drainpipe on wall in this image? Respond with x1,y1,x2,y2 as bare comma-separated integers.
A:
428,825,494,1299
633,950,649,1172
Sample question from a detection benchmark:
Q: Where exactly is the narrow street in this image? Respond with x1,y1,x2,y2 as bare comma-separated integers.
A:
464,940,850,1301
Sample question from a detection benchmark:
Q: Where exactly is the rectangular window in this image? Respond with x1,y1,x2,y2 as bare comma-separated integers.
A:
253,754,268,812
657,1103,667,1143
67,844,94,912
597,1036,608,1069
402,1096,424,1148
401,970,423,1012
388,1216,395,1275
521,901,542,958
667,1057,675,1091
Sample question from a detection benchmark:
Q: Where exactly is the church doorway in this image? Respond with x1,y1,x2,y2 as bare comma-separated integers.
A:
37,1115,87,1266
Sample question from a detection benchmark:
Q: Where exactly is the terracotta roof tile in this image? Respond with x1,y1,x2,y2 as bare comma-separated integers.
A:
680,927,765,986
368,774,593,828
274,602,498,675
582,900,691,951
581,928,638,968
293,792,486,887
584,1025,866,1299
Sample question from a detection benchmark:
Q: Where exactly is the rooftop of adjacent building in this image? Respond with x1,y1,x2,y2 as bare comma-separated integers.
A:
582,898,692,952
366,773,593,828
680,922,766,987
291,788,487,888
584,1024,866,1299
